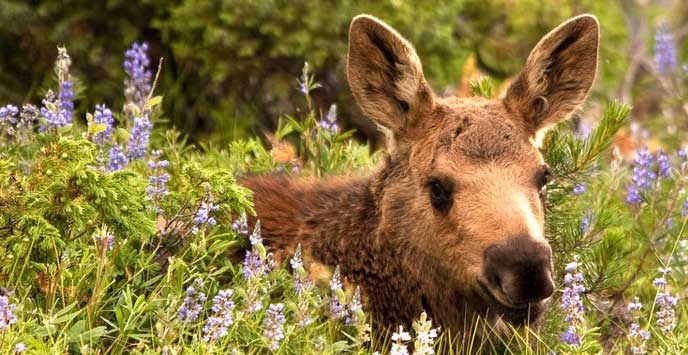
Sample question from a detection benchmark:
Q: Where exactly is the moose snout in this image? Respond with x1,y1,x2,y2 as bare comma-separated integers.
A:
483,235,555,306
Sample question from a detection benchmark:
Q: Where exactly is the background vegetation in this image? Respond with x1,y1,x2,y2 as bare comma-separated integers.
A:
0,0,687,354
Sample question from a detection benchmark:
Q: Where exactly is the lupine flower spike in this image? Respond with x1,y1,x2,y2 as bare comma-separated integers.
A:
178,279,207,323
123,42,152,109
93,225,115,253
202,289,235,342
329,265,346,319
655,24,677,76
146,150,170,214
242,220,272,313
263,303,286,350
626,146,656,205
653,267,678,333
412,312,440,355
560,255,585,346
627,297,650,354
192,188,220,235
40,47,74,131
320,104,340,133
0,292,18,330
231,212,249,236
91,104,115,145
390,325,411,355
108,143,129,172
291,244,313,327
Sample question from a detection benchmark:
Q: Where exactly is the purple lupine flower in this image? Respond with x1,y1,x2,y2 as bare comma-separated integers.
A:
8,104,38,138
580,210,593,234
231,212,249,236
242,220,271,314
0,294,18,330
653,267,678,333
329,266,345,319
14,343,26,354
263,303,286,350
40,91,71,131
682,197,688,217
320,104,340,133
560,326,580,347
298,62,311,95
126,115,153,161
626,146,656,205
560,255,585,346
243,250,265,281
655,24,677,76
191,192,219,235
202,289,235,342
345,286,363,325
178,279,207,322
146,150,170,214
92,104,115,145
290,244,313,326
123,42,152,108
656,149,671,178
0,104,19,124
290,245,310,295
56,47,74,123
108,143,129,172
40,48,75,131
249,220,262,246
60,80,75,120
94,227,115,252
572,183,586,196
627,297,650,354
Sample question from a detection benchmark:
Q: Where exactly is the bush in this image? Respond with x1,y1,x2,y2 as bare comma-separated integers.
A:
0,0,638,144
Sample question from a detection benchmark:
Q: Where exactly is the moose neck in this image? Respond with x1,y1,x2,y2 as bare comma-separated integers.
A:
243,157,474,328
242,166,381,266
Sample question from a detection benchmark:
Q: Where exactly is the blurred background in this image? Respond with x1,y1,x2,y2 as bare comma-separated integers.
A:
0,0,686,150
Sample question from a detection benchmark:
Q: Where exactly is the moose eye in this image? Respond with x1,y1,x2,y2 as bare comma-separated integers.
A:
427,178,452,212
537,167,551,188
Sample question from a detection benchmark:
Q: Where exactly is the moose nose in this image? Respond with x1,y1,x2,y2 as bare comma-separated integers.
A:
483,235,555,305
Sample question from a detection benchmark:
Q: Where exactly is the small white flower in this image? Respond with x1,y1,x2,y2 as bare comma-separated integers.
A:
392,325,411,342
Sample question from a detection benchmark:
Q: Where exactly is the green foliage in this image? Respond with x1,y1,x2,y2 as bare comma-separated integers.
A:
0,0,645,145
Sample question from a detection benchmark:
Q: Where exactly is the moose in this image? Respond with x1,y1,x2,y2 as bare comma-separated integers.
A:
241,14,599,337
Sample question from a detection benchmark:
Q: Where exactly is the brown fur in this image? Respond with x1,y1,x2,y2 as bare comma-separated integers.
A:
240,14,600,339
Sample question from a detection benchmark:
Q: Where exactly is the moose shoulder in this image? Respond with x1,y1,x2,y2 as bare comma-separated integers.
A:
241,14,599,337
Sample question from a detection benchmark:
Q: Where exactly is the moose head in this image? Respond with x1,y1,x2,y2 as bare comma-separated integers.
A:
345,14,599,324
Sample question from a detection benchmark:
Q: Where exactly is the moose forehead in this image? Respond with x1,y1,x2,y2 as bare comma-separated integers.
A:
430,98,538,163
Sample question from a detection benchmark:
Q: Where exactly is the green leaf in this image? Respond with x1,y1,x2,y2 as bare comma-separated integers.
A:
145,96,163,110
116,127,131,141
284,115,304,133
88,123,108,135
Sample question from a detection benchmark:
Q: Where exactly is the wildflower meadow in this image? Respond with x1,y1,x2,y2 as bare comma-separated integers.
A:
1,1,688,354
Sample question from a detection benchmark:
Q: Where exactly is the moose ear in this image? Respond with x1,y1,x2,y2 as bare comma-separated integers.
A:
504,15,599,142
347,15,434,134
